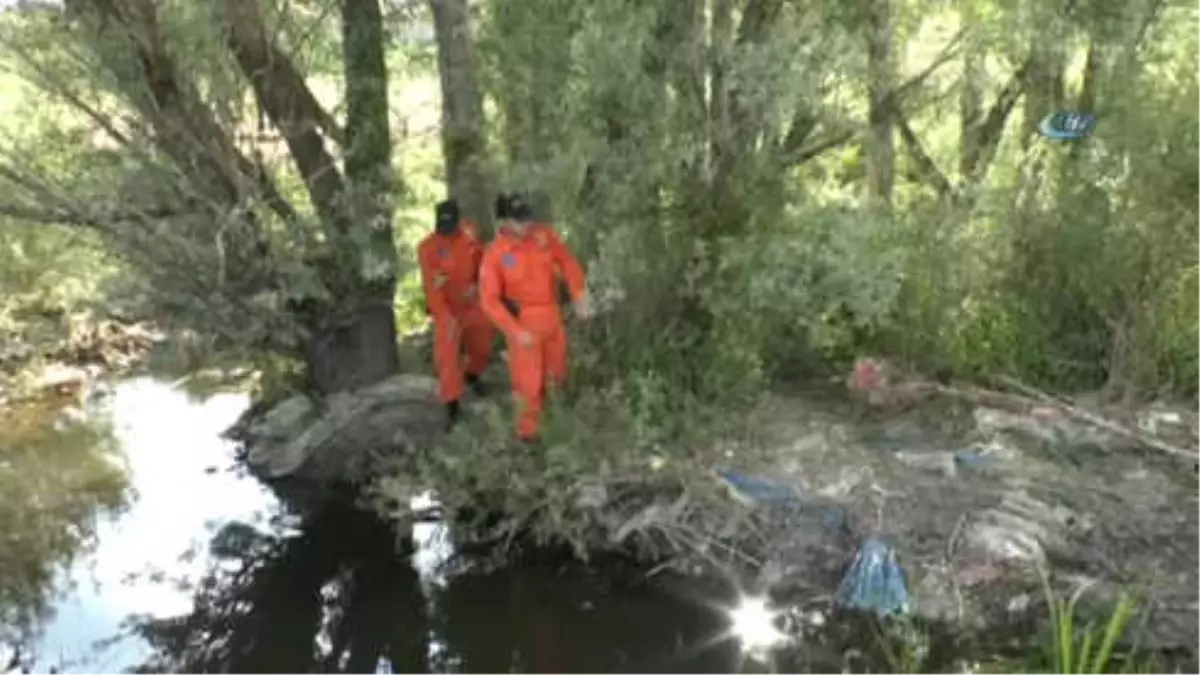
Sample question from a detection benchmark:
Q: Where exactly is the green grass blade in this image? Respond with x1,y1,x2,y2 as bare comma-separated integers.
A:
1061,592,1079,673
1078,622,1097,674
1089,593,1137,674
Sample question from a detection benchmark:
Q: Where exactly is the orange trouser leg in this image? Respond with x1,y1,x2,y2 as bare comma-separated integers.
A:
432,315,464,403
508,330,544,440
507,306,563,440
460,306,494,377
542,322,568,388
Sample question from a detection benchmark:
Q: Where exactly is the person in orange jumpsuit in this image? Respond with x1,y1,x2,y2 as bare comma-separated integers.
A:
479,193,589,442
418,199,494,430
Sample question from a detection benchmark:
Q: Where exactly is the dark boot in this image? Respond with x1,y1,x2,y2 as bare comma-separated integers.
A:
516,434,540,448
465,373,488,397
445,400,461,431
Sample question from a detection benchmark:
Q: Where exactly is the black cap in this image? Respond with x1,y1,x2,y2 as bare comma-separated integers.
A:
435,199,459,228
495,192,534,221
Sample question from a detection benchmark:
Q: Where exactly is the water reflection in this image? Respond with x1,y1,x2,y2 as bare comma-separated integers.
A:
0,377,129,661
427,555,743,673
130,503,746,674
131,504,428,674
30,377,272,672
8,375,767,674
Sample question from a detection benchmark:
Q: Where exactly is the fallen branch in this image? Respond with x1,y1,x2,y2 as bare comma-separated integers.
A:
990,375,1198,461
849,353,1197,461
904,376,1199,461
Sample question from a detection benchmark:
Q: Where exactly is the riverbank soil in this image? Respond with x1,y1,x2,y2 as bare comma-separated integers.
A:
235,354,1198,663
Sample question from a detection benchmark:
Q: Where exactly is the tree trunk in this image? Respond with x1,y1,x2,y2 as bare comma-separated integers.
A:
959,14,982,178
429,0,493,233
315,0,400,394
664,0,708,226
491,0,578,176
865,0,896,210
1023,44,1065,145
227,0,401,394
299,286,399,395
708,0,783,237
708,0,733,179
706,0,735,233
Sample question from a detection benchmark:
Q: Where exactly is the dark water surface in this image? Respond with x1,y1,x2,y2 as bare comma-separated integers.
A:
21,378,776,673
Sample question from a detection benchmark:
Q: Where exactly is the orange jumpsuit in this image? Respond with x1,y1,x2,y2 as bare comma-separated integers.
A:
417,220,494,403
479,222,585,440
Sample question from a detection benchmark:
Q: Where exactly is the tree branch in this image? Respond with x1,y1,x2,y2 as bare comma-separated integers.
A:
722,0,785,168
778,107,818,156
1,34,300,227
735,0,784,46
94,0,251,206
221,0,347,234
792,129,855,164
883,28,964,110
895,111,955,198
0,201,184,228
781,34,963,168
963,55,1031,182
311,97,346,147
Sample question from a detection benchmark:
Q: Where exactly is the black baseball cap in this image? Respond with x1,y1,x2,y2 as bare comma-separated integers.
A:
495,192,534,221
435,199,460,229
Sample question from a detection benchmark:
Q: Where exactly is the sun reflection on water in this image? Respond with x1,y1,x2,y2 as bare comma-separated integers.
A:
726,594,787,654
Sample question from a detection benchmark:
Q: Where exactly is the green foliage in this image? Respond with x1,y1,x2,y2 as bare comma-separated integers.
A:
0,222,123,366
1031,576,1154,674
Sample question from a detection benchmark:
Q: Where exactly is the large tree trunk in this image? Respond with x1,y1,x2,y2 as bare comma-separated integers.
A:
865,0,896,210
429,0,492,233
223,0,400,393
316,0,400,393
299,293,400,395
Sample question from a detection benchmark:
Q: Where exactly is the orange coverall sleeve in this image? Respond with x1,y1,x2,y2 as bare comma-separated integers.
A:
417,240,452,319
479,246,523,338
461,219,485,275
543,228,586,301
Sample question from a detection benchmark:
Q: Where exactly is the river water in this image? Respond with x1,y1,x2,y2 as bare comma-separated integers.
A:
27,378,274,672
12,377,782,673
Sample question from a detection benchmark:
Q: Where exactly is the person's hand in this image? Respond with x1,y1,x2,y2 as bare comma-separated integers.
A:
514,329,535,348
572,295,591,321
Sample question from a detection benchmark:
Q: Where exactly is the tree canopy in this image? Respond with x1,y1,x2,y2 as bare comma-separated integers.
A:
0,0,1192,401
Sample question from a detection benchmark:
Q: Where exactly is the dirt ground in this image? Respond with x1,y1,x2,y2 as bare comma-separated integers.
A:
733,385,1199,651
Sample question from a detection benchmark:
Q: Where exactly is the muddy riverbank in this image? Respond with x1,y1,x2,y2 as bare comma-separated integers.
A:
232,362,1199,668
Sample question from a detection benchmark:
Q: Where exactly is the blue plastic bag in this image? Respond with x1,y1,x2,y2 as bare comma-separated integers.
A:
834,537,910,617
